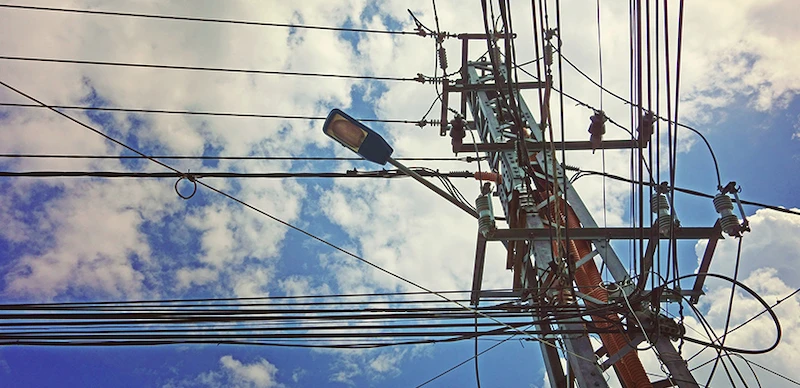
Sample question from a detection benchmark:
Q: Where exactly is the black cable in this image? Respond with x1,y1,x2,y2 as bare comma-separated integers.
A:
474,315,482,388
1,286,595,308
739,357,800,386
0,81,182,176
4,289,508,307
0,77,562,350
566,166,800,218
554,50,722,187
0,102,431,126
0,153,474,162
692,354,762,388
506,54,634,137
0,169,475,179
659,272,781,355
0,55,417,82
0,4,420,36
727,287,800,336
705,237,745,386
416,324,536,387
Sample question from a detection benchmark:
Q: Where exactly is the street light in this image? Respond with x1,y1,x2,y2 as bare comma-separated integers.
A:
323,109,478,218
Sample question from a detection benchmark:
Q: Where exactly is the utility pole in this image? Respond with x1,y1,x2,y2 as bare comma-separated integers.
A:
441,34,721,388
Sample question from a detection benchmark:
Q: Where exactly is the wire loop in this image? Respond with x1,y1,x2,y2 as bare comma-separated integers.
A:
175,171,197,200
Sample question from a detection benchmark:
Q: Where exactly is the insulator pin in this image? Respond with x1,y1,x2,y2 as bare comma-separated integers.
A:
651,193,673,236
714,194,740,236
637,112,656,141
588,111,607,153
476,195,496,237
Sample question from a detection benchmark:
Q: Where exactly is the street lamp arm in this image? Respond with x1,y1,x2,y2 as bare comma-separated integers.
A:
388,157,479,219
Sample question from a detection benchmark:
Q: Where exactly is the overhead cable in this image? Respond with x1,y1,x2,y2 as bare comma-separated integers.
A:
0,153,477,162
0,4,420,36
0,55,418,82
0,103,437,126
0,78,602,365
555,50,721,188
567,166,800,218
0,169,475,179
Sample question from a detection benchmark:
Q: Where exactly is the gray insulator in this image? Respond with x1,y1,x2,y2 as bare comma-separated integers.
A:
651,193,673,235
651,193,669,214
657,214,673,236
714,194,740,236
476,195,495,237
713,193,734,213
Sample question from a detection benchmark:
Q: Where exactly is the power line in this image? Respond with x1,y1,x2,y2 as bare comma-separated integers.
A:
0,169,475,179
0,77,603,365
0,153,476,162
554,50,722,187
740,357,800,386
0,4,420,36
416,325,532,387
0,102,436,126
0,55,419,82
568,166,800,218
726,286,800,337
10,288,517,307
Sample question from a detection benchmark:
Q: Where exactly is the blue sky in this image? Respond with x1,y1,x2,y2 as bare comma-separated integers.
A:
1,1,800,387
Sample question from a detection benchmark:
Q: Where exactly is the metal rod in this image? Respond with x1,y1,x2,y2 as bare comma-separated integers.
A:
387,157,479,218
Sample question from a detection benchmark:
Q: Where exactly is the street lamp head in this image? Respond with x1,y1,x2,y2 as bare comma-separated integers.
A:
323,109,394,165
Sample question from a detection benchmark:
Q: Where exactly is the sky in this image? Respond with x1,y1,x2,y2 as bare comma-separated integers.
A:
0,0,799,387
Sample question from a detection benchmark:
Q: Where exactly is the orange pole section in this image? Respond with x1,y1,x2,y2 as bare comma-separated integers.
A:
565,207,652,388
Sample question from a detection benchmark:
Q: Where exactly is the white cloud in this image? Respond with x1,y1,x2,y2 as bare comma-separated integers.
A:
1,0,799,386
683,208,800,386
219,355,283,388
368,349,405,376
164,355,283,388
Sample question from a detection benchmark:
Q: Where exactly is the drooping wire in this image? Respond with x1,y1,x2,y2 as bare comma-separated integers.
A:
660,273,782,355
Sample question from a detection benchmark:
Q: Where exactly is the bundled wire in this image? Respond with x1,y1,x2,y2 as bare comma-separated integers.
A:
0,290,631,348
